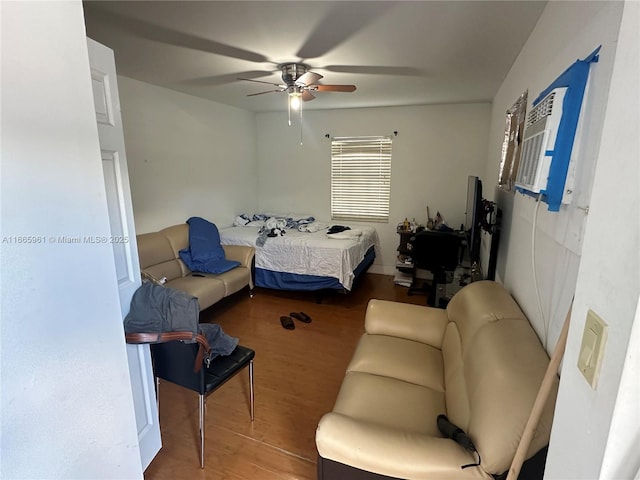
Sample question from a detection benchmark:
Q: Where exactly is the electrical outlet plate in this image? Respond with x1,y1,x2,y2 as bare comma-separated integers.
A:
577,309,608,389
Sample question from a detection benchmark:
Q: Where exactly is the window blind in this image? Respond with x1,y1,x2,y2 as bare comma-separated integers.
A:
331,136,392,222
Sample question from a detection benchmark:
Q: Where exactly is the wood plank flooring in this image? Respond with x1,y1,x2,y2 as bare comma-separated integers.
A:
144,273,427,480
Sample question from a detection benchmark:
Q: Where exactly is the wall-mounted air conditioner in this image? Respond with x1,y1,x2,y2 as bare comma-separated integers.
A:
512,46,600,212
515,87,567,194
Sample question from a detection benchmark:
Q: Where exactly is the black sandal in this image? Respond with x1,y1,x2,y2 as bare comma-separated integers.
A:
280,316,295,330
290,312,312,323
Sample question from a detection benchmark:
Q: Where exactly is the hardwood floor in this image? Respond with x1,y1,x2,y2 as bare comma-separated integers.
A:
144,273,427,480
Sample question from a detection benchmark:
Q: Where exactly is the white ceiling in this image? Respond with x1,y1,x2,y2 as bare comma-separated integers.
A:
83,1,547,113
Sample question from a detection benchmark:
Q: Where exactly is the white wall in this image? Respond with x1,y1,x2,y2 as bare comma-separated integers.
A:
485,1,623,352
484,1,639,478
600,298,640,479
255,104,491,274
1,2,142,478
117,77,258,233
546,1,639,477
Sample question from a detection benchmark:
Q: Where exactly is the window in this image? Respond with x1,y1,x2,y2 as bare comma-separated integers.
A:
331,136,392,223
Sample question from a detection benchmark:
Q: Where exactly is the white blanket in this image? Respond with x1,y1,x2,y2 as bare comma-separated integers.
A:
219,225,377,290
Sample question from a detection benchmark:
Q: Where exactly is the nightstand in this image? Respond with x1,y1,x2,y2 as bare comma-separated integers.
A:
394,229,415,287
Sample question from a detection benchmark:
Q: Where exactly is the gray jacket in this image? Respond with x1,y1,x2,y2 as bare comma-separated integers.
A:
124,282,238,356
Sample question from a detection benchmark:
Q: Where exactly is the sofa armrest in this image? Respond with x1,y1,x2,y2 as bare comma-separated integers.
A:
364,299,449,348
316,413,490,480
222,245,255,268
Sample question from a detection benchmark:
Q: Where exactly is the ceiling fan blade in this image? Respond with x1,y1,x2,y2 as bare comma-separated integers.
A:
238,78,285,88
301,90,316,102
247,90,284,97
295,71,323,87
182,71,274,86
296,3,393,59
83,5,270,64
322,65,424,76
313,84,357,92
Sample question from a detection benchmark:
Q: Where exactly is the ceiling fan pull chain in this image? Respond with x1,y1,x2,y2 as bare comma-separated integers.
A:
288,94,292,126
299,102,303,146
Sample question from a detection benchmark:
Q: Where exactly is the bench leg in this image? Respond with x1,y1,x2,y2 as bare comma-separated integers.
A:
199,393,205,469
249,359,255,421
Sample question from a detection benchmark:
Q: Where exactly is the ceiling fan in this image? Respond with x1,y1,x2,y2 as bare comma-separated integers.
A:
238,63,356,106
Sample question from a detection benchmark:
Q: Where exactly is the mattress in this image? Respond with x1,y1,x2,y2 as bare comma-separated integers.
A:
218,225,378,291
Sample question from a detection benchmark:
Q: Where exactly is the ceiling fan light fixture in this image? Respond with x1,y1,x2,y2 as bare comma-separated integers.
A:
239,63,353,143
289,90,302,110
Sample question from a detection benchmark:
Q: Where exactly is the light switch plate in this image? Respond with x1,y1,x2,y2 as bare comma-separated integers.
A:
577,309,608,388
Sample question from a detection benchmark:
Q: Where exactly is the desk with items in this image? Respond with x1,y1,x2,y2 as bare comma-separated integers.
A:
395,227,472,308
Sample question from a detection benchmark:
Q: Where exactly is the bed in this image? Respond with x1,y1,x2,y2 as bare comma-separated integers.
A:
218,219,377,292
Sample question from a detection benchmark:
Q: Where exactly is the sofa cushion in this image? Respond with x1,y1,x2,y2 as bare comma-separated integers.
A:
446,280,526,351
346,334,444,391
216,266,251,296
364,300,448,347
441,282,557,474
144,261,184,285
332,371,445,436
137,231,183,282
161,224,190,253
441,322,471,432
464,318,556,474
137,231,174,268
166,275,226,310
316,414,490,480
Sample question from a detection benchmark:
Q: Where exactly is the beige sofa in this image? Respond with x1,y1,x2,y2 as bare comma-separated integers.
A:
136,224,254,311
315,280,557,480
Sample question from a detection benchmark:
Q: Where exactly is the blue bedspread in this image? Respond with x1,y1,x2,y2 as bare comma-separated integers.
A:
179,217,240,274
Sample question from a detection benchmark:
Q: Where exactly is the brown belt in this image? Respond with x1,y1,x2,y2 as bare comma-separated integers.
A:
125,331,211,372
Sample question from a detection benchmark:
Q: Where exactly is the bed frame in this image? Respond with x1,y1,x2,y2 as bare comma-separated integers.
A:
254,246,375,292
219,223,377,298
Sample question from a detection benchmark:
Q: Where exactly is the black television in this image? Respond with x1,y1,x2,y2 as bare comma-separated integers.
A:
465,175,483,264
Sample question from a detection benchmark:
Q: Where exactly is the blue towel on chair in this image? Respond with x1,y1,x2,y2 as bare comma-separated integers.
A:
179,217,240,274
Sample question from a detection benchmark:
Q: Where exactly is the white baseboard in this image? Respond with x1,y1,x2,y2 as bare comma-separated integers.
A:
368,264,396,276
